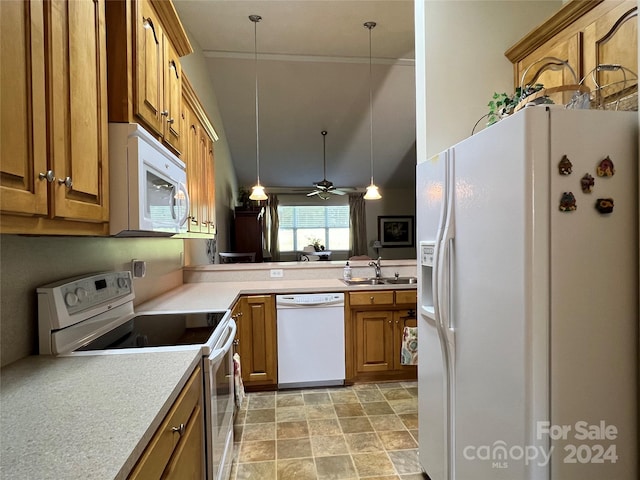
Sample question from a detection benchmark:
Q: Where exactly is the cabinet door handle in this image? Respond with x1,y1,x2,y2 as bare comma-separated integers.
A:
169,60,179,79
142,17,159,45
171,423,186,436
58,177,73,188
38,171,55,183
369,296,374,304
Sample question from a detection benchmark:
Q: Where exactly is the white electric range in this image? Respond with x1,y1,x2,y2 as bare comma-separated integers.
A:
37,271,235,480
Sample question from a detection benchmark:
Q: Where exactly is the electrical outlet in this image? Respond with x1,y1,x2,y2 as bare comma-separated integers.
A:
270,269,284,278
131,259,146,278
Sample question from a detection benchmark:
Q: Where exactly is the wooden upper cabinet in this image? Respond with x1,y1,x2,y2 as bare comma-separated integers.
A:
0,0,109,234
48,0,109,222
182,75,217,236
583,2,637,106
0,0,48,216
164,39,183,150
106,0,192,155
518,34,581,88
135,0,164,136
506,0,637,110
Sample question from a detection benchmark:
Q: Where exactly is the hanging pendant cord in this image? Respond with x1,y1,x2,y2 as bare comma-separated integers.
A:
250,15,262,185
365,22,376,185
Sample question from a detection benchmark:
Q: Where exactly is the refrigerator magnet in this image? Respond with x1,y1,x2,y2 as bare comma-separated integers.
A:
596,156,615,177
580,173,595,193
558,155,573,175
559,192,577,212
595,198,614,214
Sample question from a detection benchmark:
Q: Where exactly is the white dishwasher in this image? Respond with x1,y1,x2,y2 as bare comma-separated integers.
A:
276,293,345,389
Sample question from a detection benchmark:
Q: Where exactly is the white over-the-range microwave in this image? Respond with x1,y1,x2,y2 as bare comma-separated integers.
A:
109,123,190,236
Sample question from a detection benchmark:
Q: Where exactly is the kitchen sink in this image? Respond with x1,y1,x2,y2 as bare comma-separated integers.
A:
341,276,417,286
381,276,418,285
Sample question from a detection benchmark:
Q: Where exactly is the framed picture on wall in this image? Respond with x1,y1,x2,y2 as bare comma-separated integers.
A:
378,216,414,248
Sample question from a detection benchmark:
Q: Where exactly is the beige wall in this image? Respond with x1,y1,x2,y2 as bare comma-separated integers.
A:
0,235,184,367
364,187,416,260
417,0,562,160
179,32,240,265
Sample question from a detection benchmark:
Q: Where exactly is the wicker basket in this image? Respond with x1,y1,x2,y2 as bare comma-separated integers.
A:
514,57,591,112
581,64,638,111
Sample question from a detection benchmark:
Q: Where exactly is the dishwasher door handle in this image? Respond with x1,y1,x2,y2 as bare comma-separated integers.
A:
276,293,344,309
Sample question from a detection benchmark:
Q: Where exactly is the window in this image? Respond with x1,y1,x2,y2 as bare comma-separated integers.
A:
278,204,349,252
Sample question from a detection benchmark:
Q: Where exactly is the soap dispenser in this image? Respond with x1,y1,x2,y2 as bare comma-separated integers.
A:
343,261,352,281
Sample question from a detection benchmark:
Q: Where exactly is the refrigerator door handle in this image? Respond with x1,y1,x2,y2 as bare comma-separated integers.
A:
440,148,456,336
440,148,457,480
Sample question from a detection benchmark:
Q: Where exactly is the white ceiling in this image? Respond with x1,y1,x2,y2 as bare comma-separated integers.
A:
173,0,416,193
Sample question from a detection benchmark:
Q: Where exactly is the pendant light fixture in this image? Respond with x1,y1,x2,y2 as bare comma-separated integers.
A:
248,14,268,201
363,21,381,200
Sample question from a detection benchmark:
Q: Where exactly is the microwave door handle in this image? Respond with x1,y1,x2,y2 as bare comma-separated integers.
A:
177,182,190,226
170,185,177,220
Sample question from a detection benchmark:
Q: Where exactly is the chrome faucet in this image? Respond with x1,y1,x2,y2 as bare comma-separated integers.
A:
368,257,382,278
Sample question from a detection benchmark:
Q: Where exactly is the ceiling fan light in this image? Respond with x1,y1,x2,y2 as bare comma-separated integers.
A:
249,183,268,201
364,183,381,200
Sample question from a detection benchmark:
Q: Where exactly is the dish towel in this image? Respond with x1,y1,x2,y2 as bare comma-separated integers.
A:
400,326,418,365
233,353,245,409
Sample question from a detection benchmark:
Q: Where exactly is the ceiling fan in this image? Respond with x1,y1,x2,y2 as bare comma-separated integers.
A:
307,130,346,199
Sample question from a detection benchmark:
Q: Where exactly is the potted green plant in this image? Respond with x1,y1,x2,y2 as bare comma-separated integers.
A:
487,83,547,126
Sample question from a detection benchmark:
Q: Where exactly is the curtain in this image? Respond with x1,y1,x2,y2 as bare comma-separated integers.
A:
267,194,280,261
349,193,367,257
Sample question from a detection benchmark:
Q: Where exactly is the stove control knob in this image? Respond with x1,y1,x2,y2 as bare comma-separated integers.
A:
65,291,79,307
75,287,88,302
117,277,129,289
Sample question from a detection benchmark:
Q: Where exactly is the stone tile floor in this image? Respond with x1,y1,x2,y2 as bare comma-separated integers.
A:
230,381,428,480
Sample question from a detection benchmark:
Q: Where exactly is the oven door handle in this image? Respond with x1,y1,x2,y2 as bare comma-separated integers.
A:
208,320,237,365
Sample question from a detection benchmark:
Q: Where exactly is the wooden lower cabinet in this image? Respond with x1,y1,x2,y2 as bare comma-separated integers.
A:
128,366,204,480
233,295,277,390
346,290,417,384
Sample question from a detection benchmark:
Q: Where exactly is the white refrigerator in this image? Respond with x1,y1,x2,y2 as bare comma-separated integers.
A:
416,106,638,480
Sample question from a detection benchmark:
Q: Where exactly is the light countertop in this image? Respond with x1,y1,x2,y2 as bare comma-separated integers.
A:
0,350,201,480
136,278,417,313
1,273,416,479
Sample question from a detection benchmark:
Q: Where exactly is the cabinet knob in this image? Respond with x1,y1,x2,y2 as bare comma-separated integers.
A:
38,171,55,183
167,118,175,125
388,320,392,325
232,312,243,320
233,339,239,346
58,177,73,188
171,423,186,436
369,296,374,304
161,110,169,117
